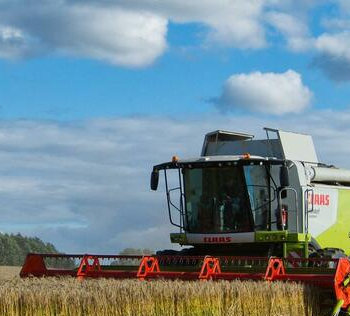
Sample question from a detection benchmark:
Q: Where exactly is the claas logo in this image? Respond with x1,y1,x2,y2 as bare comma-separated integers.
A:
308,193,330,206
203,237,232,243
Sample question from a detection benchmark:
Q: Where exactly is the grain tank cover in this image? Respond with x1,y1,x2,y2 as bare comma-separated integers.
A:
271,128,318,163
201,128,319,163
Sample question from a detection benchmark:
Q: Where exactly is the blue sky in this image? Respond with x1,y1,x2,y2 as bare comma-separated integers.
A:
1,46,346,119
0,1,350,120
1,0,350,252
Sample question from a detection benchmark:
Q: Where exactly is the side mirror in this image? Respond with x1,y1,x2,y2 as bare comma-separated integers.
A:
280,165,290,187
150,170,159,191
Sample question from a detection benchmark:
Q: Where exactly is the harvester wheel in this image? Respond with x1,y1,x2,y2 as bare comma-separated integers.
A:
307,239,321,266
308,236,322,253
317,248,346,259
309,248,346,268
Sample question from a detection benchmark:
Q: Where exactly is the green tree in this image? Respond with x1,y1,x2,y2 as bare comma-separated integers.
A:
0,233,61,266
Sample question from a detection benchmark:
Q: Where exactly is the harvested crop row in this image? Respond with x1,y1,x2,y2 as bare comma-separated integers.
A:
0,277,319,316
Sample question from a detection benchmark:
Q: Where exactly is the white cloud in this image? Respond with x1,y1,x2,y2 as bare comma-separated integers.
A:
0,25,28,59
214,70,313,115
315,31,350,62
266,11,312,51
312,31,350,81
307,0,350,81
0,2,168,67
56,6,168,67
0,0,287,65
263,2,350,81
1,0,342,66
4,0,350,68
0,114,349,253
77,0,268,49
254,1,350,81
186,0,266,49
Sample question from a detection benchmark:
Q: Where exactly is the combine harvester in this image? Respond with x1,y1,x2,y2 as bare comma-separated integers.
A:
21,128,350,315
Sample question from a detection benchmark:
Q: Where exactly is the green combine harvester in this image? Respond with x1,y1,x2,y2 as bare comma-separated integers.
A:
152,127,350,260
21,127,350,315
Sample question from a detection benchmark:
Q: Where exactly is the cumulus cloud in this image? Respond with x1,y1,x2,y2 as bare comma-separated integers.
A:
308,0,350,81
0,0,318,65
265,11,312,51
0,113,349,253
3,0,350,70
313,31,350,81
0,1,168,66
0,25,28,58
315,32,350,62
183,0,266,49
213,70,313,115
70,0,268,49
4,0,348,68
262,1,350,81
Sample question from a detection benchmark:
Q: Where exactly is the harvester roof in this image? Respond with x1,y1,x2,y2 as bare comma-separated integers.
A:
202,127,319,164
153,155,285,171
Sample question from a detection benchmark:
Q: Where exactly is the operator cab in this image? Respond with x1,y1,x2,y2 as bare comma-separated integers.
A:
151,156,290,237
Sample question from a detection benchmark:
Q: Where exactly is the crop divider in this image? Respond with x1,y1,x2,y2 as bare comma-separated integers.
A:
199,256,221,280
137,256,160,280
77,255,102,278
264,258,285,281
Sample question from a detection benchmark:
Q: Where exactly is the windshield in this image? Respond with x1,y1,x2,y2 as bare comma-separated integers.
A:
184,166,252,233
243,165,271,230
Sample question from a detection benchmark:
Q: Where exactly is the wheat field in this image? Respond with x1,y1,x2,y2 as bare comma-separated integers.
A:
0,266,321,316
0,266,20,280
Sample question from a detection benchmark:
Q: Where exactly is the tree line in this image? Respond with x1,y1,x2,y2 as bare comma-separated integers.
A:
0,232,156,267
0,233,59,266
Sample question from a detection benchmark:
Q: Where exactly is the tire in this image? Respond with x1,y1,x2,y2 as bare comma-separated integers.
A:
310,248,346,268
315,248,346,259
308,237,322,255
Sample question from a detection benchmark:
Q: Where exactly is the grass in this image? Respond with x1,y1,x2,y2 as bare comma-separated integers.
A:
0,267,320,316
